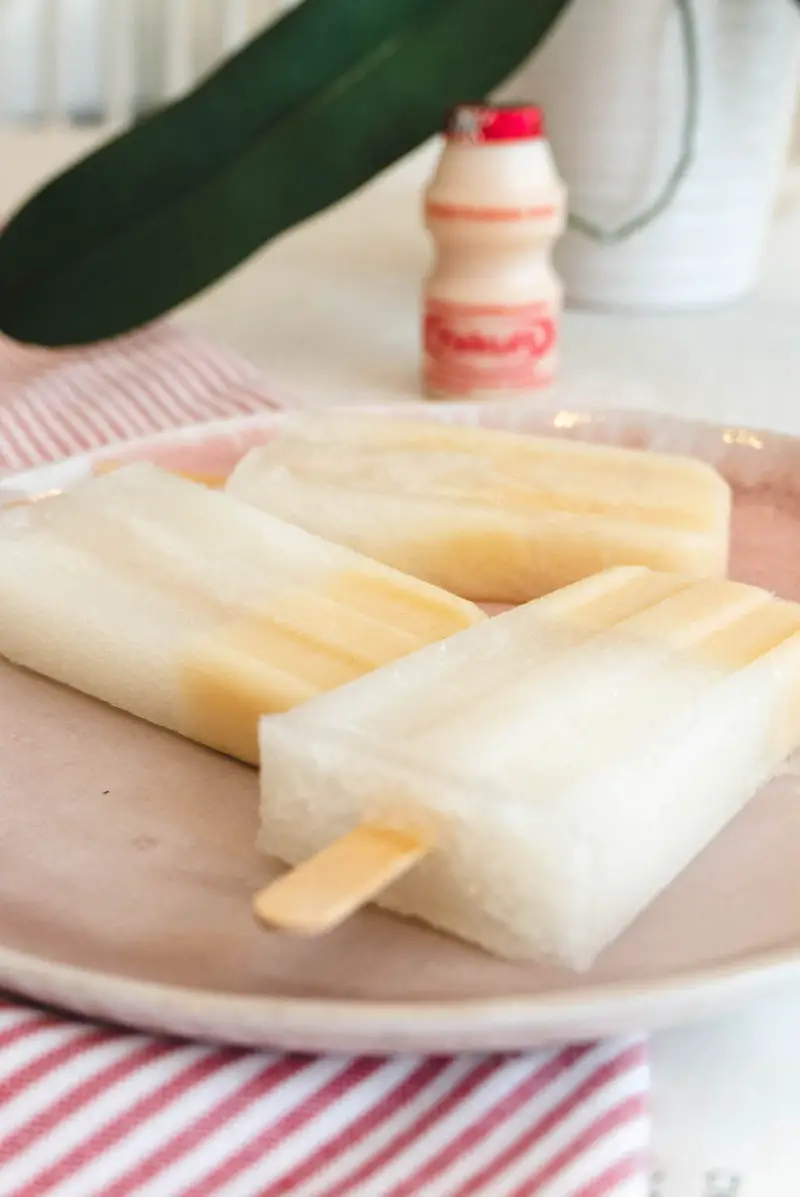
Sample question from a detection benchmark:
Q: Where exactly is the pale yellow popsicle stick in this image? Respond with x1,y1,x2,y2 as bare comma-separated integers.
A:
253,825,431,935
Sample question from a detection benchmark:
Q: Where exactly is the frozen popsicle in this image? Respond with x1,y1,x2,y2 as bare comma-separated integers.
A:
0,463,483,764
255,566,800,966
226,413,732,603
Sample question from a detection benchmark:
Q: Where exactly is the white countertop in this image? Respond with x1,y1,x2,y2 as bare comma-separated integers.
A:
5,129,800,1196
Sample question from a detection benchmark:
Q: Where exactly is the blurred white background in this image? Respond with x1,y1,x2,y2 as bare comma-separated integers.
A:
0,0,798,157
0,0,289,124
1,0,798,170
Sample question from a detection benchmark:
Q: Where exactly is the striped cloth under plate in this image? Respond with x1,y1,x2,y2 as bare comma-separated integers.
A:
0,325,650,1196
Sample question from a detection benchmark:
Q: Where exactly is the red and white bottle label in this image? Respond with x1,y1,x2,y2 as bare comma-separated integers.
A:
423,298,557,397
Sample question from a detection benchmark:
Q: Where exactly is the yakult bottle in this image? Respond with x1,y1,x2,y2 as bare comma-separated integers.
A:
423,103,566,400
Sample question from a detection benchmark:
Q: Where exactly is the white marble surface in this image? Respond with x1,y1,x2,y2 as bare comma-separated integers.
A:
5,129,800,1195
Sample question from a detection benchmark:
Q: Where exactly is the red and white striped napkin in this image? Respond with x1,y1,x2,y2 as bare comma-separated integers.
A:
0,324,283,473
0,325,650,1196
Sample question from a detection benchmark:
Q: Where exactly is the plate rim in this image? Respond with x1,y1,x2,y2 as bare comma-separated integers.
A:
0,398,794,503
2,936,800,1052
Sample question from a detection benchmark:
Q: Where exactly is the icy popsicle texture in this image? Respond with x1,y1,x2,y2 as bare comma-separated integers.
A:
258,567,800,965
227,414,732,603
0,464,483,764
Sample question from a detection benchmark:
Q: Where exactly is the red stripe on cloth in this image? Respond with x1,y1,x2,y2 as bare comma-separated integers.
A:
9,389,82,457
1,400,64,460
377,1045,593,1197
0,407,48,469
180,1057,387,1197
0,1028,117,1106
14,1048,246,1196
470,1046,646,1197
168,340,246,398
99,1054,319,1197
125,338,232,424
506,1095,648,1197
449,1045,644,1197
572,1151,649,1197
259,1057,453,1197
0,1039,175,1162
318,1052,557,1197
0,1013,64,1051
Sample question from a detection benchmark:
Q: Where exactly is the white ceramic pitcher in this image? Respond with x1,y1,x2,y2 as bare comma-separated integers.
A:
502,0,800,310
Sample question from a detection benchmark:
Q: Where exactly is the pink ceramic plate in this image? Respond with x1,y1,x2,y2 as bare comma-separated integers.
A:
1,402,799,1052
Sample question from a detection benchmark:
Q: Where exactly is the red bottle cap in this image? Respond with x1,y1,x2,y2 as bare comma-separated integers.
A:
445,103,545,143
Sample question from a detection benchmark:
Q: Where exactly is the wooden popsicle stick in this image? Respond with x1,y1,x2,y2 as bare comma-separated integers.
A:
253,824,431,935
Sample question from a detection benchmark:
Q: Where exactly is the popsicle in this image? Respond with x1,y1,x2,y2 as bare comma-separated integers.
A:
255,566,800,966
0,463,483,764
226,413,732,603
